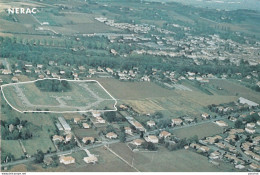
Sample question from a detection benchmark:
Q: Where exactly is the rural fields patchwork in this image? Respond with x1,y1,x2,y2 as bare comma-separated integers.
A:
0,0,260,173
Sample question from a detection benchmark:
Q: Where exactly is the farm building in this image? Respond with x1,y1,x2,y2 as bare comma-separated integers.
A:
106,132,117,139
201,113,210,119
82,137,95,144
83,156,98,164
55,122,63,131
58,117,71,131
52,135,64,142
215,120,228,127
145,135,159,144
147,120,156,127
205,135,222,144
132,121,145,131
172,118,183,126
74,118,81,124
65,134,72,142
238,97,259,107
199,146,210,152
2,69,12,74
132,139,144,146
82,123,90,129
209,151,221,160
124,127,132,135
59,156,75,165
159,131,171,138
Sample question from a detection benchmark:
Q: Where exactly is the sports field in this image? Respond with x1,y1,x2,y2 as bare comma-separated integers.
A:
1,79,116,112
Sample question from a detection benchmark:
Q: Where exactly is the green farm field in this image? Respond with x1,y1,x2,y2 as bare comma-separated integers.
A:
1,140,24,160
173,122,224,139
97,78,238,116
21,129,56,156
134,147,236,172
207,79,260,104
107,143,236,172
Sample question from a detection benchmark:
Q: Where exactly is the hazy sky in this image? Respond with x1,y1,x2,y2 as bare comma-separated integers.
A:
145,0,260,11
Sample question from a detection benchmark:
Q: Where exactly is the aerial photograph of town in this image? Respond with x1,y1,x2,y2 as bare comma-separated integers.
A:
0,0,260,173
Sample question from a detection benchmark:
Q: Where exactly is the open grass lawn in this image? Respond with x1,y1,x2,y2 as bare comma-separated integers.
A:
1,140,24,160
21,129,56,156
174,122,224,139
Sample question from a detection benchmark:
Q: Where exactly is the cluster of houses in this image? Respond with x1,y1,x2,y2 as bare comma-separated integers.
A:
129,130,171,147
1,55,258,94
95,17,174,36
58,154,98,165
192,115,260,171
51,114,100,166
94,15,260,70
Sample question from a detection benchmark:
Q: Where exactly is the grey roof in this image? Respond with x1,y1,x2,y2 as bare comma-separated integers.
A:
58,116,71,131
